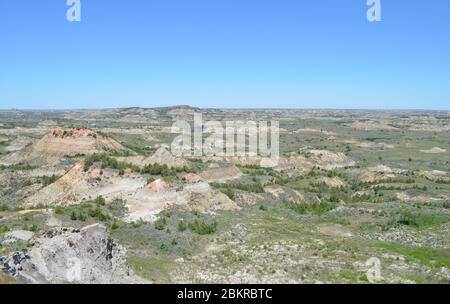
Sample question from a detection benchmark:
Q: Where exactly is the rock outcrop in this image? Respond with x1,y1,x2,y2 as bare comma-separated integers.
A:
0,224,136,284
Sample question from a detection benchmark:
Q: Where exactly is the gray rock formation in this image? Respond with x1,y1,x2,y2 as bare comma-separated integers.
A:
1,224,136,284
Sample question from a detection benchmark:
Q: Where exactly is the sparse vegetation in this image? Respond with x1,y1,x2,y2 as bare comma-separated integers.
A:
0,225,11,234
284,200,338,215
154,217,167,230
396,211,449,228
41,175,59,187
2,109,450,284
188,219,218,235
177,220,187,232
84,154,140,172
210,182,264,194
141,163,193,176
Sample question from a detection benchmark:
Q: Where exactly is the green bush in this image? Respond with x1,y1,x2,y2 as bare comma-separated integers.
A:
284,200,337,215
188,219,218,235
88,208,110,221
111,220,120,230
154,217,167,230
0,225,11,234
22,179,35,187
84,154,139,172
78,212,87,221
177,220,187,232
30,224,39,232
94,196,106,206
220,188,235,200
0,163,36,171
70,211,78,221
141,163,193,176
131,218,145,228
41,175,59,187
69,211,86,222
210,182,264,194
348,193,372,204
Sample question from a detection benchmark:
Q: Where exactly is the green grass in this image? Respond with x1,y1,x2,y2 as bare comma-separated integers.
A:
395,210,450,228
375,242,450,269
128,255,175,283
0,273,18,284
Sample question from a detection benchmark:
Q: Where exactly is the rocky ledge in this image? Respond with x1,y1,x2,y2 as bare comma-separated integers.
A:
1,224,136,284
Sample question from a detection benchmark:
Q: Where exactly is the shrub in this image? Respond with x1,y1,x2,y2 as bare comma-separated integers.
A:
0,226,11,234
30,224,39,232
348,193,372,204
84,154,139,173
111,220,120,230
329,191,341,203
284,200,337,215
140,163,193,176
220,188,235,200
88,208,110,221
177,220,187,232
436,179,450,185
154,217,167,230
70,211,86,222
94,196,106,206
210,182,264,194
131,218,145,228
77,212,87,221
188,219,218,235
22,179,35,187
70,211,78,221
41,175,59,187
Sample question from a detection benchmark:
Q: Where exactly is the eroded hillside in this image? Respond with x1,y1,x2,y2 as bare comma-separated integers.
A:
1,107,449,284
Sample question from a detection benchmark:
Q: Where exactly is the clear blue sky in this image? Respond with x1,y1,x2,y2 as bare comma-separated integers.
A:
1,0,449,110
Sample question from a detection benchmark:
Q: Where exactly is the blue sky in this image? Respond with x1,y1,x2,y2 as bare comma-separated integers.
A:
0,0,449,110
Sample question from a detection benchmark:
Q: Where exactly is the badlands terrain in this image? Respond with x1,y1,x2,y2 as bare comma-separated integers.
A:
0,107,449,284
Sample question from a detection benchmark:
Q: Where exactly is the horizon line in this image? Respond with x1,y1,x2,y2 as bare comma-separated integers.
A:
0,106,449,112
